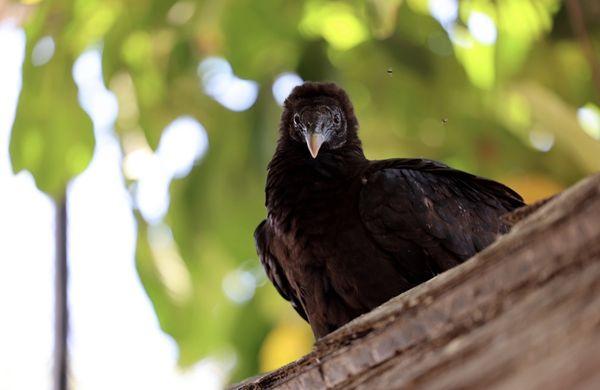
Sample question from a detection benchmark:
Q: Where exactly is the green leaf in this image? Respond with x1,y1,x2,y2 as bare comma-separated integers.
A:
10,0,94,198
364,0,403,39
101,0,202,149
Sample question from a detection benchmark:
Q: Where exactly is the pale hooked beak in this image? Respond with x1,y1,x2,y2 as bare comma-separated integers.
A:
305,132,325,158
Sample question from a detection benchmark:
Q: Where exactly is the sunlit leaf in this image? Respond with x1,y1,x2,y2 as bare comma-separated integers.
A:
495,0,560,80
300,0,369,51
364,0,403,39
452,28,496,89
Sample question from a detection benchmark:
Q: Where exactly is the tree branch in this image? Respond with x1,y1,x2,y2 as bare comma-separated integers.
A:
54,196,68,390
234,173,600,389
566,0,600,99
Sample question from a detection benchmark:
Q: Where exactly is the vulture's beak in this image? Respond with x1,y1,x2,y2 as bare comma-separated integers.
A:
305,132,325,159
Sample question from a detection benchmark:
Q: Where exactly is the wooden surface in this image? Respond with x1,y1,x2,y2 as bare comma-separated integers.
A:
234,173,600,390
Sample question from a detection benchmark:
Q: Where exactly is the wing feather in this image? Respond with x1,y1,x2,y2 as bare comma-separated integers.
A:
254,220,308,322
359,159,524,281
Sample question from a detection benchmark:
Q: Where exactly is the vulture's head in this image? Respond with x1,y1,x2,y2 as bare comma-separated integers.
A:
281,82,359,158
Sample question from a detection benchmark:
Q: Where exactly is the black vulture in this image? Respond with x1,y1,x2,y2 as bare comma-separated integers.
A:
255,82,524,338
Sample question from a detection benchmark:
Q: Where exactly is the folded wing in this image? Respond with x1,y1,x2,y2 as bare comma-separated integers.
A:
359,159,524,284
254,220,308,322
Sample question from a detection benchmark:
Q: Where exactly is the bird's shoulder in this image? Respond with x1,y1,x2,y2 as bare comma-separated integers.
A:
362,158,524,209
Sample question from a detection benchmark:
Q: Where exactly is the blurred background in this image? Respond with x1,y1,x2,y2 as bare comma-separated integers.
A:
0,0,599,388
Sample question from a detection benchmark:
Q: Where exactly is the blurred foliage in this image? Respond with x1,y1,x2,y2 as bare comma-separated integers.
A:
7,0,600,383
10,0,95,197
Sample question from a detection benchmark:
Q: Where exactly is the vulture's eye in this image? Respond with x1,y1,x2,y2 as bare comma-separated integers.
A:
333,113,341,125
293,113,301,127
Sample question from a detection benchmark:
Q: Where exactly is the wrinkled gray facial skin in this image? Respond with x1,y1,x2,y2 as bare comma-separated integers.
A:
291,102,347,158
